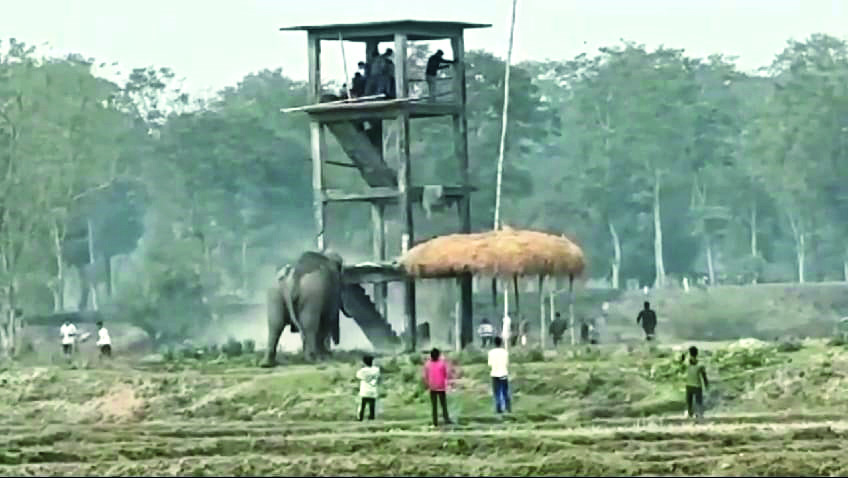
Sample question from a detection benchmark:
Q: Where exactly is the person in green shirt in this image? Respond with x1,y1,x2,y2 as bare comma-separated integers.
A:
681,345,709,419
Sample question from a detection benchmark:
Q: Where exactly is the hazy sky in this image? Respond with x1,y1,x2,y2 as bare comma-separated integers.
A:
2,0,845,97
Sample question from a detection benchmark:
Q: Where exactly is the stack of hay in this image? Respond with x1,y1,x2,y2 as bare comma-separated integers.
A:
400,226,586,278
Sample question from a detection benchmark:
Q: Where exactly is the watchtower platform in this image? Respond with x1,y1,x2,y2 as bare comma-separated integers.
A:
280,19,491,350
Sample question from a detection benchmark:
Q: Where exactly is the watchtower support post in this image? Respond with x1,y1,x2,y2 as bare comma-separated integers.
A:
452,32,473,348
393,32,417,351
371,203,388,319
308,32,326,250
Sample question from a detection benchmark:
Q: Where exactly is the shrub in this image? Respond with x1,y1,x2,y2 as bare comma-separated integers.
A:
160,345,175,362
222,337,243,358
242,339,256,354
776,338,803,352
513,347,545,363
827,335,846,347
179,346,199,360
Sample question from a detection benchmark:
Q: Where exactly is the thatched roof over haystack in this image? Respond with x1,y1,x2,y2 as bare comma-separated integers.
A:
400,227,586,279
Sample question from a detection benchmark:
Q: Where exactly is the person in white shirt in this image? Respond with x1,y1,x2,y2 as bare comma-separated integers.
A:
488,336,511,414
96,321,112,359
477,318,494,348
355,354,380,421
60,321,77,357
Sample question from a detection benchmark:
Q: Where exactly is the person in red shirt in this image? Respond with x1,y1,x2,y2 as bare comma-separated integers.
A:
422,348,453,426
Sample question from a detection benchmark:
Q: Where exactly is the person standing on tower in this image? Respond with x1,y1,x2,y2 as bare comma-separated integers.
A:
424,49,455,100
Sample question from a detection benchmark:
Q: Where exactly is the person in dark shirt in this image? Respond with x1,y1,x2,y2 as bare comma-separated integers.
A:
580,319,590,344
425,49,455,99
364,49,381,96
382,49,396,98
550,312,567,346
350,71,366,97
636,301,658,341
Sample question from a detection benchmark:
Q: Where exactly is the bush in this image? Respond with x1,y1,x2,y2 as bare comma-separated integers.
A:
513,347,545,363
242,339,256,354
380,357,401,373
456,348,487,365
827,334,847,347
222,337,243,358
112,218,215,346
776,338,803,352
179,345,201,360
160,346,175,362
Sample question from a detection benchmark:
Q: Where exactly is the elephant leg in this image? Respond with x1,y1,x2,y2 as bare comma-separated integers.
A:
300,300,324,362
261,287,286,368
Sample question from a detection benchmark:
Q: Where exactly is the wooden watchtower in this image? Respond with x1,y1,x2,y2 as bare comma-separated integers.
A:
279,20,490,350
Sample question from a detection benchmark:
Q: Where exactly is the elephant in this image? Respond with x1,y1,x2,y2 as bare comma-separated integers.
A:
261,251,349,365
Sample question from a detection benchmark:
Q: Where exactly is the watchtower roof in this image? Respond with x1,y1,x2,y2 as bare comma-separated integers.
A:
279,19,491,42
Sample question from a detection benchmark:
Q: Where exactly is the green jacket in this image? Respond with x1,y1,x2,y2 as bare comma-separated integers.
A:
685,358,708,388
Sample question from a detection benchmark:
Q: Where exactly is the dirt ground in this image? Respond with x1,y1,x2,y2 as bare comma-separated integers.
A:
1,339,847,476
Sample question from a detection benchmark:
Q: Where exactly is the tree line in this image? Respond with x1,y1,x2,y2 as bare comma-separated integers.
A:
0,33,846,349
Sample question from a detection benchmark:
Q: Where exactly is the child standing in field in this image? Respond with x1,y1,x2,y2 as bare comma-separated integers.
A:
681,346,709,419
488,336,511,415
59,320,77,360
356,354,380,421
423,348,452,427
96,321,112,360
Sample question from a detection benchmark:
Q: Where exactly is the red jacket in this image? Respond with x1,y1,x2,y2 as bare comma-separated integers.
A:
423,358,451,391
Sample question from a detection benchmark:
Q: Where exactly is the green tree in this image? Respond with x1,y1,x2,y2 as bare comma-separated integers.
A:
750,34,848,282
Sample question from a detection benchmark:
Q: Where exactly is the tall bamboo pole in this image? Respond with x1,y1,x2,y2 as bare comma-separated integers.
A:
492,0,519,231
338,33,350,98
490,0,519,321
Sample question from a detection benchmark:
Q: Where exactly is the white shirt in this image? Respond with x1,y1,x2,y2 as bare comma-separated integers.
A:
488,347,509,378
60,323,77,345
356,366,380,398
96,327,111,346
478,323,494,337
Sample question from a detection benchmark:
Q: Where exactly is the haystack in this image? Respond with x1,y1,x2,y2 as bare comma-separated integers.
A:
400,227,585,279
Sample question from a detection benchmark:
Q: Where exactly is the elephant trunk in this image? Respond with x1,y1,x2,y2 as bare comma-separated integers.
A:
262,286,286,367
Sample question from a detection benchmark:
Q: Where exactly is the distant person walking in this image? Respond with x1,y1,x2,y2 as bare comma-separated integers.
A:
488,336,511,415
636,301,658,341
518,317,529,347
356,354,380,421
681,346,709,419
422,348,453,426
580,319,590,344
95,321,112,359
550,312,567,347
60,320,77,359
477,318,495,348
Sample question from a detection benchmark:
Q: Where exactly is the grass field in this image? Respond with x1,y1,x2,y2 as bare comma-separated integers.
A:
1,338,848,476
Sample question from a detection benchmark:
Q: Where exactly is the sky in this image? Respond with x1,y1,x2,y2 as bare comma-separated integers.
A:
1,0,845,98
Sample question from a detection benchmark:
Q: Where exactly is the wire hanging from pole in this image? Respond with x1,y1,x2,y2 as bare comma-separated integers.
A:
493,0,519,231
